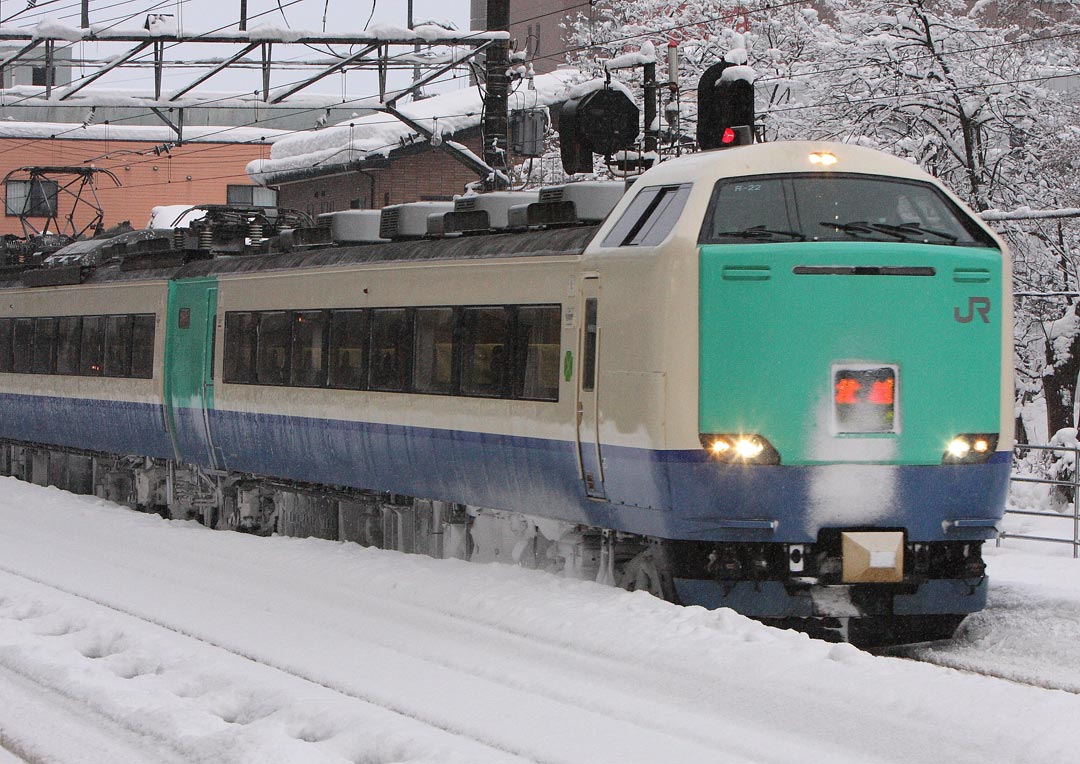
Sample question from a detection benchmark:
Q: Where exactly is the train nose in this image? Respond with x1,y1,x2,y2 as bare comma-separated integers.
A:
699,242,1002,466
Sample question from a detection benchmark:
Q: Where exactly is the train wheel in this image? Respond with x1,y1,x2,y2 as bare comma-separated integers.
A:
618,543,679,603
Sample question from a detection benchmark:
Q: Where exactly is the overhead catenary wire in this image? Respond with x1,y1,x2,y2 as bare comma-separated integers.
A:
0,1,1075,189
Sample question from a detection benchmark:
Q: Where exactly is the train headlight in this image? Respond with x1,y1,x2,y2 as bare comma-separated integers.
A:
699,434,781,465
809,151,838,166
942,434,998,464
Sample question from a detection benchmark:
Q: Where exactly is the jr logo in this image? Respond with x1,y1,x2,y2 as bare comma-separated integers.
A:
954,296,991,324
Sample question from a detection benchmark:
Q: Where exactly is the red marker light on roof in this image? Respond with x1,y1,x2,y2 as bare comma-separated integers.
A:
721,127,737,145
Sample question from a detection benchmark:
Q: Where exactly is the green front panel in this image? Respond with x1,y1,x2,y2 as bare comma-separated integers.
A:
699,242,1001,465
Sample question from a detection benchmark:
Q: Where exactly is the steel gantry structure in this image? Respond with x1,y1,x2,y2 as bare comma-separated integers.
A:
0,21,509,179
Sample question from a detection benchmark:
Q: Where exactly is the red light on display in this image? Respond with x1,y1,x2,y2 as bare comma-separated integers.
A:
721,127,737,144
868,379,894,405
833,366,898,434
835,378,861,405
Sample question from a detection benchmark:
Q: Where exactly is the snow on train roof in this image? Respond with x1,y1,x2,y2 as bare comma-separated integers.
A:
247,68,589,184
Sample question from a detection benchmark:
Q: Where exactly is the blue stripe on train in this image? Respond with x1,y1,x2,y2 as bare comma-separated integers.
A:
0,393,1010,543
0,392,174,460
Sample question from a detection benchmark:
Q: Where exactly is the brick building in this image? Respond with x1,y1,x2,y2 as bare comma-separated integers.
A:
0,123,283,237
269,129,486,217
254,69,579,215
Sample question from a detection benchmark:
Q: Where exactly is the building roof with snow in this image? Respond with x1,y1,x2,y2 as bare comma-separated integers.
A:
247,67,587,185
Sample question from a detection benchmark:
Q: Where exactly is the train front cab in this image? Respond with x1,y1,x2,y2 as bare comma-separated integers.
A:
648,144,1011,645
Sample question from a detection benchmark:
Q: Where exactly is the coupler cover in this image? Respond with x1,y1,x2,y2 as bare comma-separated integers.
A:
841,531,904,583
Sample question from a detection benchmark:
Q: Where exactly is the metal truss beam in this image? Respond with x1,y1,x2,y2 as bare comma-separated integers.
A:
0,26,504,105
168,42,260,101
386,41,494,108
58,41,153,101
269,44,380,104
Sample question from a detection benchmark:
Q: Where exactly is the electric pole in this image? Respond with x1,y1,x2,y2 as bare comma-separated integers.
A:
482,0,509,188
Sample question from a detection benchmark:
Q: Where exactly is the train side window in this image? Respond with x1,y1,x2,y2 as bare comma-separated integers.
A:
104,314,133,377
368,308,411,392
460,307,510,398
130,314,155,379
582,298,598,392
12,318,33,373
514,306,561,401
0,319,12,373
55,316,82,375
79,316,105,376
223,312,257,384
291,310,329,388
600,183,692,247
31,317,55,374
256,311,290,386
328,310,367,390
413,307,455,395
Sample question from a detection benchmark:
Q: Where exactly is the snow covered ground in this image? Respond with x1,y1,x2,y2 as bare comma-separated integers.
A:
0,477,1078,764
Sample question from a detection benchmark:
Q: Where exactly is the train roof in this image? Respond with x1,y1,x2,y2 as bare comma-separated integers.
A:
0,224,599,290
634,141,939,187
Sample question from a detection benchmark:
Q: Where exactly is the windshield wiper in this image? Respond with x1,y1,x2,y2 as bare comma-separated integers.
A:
877,222,959,243
820,220,908,241
714,225,806,241
820,220,959,244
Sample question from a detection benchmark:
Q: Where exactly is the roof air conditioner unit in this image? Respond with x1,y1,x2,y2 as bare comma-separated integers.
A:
511,181,625,227
441,191,541,234
325,210,388,244
379,201,454,240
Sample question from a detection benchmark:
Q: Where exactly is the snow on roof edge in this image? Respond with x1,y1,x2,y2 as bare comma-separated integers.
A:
247,68,590,185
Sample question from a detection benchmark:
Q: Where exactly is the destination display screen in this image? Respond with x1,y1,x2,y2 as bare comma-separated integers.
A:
833,365,897,433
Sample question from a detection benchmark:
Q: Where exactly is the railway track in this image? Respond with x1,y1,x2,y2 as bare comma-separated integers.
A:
0,564,541,764
1,482,1079,764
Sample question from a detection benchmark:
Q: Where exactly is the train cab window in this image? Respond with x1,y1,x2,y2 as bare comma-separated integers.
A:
514,306,561,401
369,309,411,392
223,312,257,384
413,307,455,395
55,316,81,375
256,311,291,386
460,307,510,398
79,316,105,376
130,314,155,379
601,183,692,247
328,310,367,390
291,310,329,388
104,315,133,377
12,318,33,373
31,317,55,374
0,319,12,373
698,173,997,247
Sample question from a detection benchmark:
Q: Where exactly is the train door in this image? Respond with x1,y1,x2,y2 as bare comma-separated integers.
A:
163,278,221,469
576,276,607,500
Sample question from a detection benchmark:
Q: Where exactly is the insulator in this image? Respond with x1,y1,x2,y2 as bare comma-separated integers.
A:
173,228,183,250
248,221,264,242
198,228,213,250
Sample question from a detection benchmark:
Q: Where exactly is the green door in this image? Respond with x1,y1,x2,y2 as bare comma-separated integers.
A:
164,278,220,468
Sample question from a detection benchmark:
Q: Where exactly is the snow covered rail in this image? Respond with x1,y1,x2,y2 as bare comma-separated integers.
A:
1004,443,1080,558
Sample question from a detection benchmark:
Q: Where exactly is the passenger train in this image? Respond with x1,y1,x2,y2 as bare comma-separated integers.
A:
0,141,1012,645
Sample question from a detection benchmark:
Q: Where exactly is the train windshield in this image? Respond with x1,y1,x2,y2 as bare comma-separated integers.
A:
698,173,997,248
